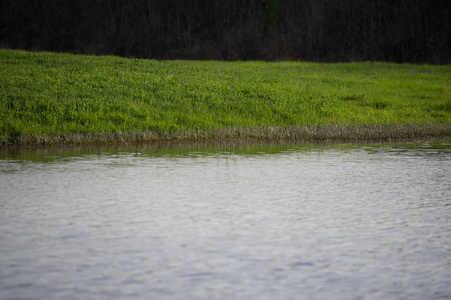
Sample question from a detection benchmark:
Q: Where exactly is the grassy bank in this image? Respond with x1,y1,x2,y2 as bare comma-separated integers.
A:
1,49,450,146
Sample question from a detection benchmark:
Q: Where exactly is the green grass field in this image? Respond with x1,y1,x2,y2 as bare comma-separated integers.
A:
1,49,450,146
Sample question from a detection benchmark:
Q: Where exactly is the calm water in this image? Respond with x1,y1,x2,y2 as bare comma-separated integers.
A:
1,141,450,300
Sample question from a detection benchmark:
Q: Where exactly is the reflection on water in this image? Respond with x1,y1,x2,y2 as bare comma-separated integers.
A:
1,141,450,300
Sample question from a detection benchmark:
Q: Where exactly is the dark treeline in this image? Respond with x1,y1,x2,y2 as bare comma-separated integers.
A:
1,0,450,63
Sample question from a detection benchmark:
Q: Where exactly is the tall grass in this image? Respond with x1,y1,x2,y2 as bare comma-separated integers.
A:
1,50,450,146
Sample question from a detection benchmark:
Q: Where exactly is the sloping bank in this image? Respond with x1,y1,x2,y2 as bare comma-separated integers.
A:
1,50,450,147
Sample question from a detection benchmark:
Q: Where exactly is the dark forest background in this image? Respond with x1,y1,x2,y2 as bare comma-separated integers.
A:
1,0,450,64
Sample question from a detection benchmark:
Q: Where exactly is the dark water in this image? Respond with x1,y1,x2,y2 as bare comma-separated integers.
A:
1,141,450,300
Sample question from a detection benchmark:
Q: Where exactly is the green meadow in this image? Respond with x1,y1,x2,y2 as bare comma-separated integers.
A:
1,49,450,146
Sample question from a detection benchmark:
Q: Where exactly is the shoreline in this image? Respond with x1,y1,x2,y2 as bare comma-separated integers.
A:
2,123,450,149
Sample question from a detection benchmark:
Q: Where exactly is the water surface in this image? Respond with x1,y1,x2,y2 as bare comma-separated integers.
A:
1,141,450,299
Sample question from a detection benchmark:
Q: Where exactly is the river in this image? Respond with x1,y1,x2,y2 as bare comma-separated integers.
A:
1,141,450,299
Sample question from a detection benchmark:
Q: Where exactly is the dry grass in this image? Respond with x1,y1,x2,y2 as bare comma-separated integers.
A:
2,123,450,148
